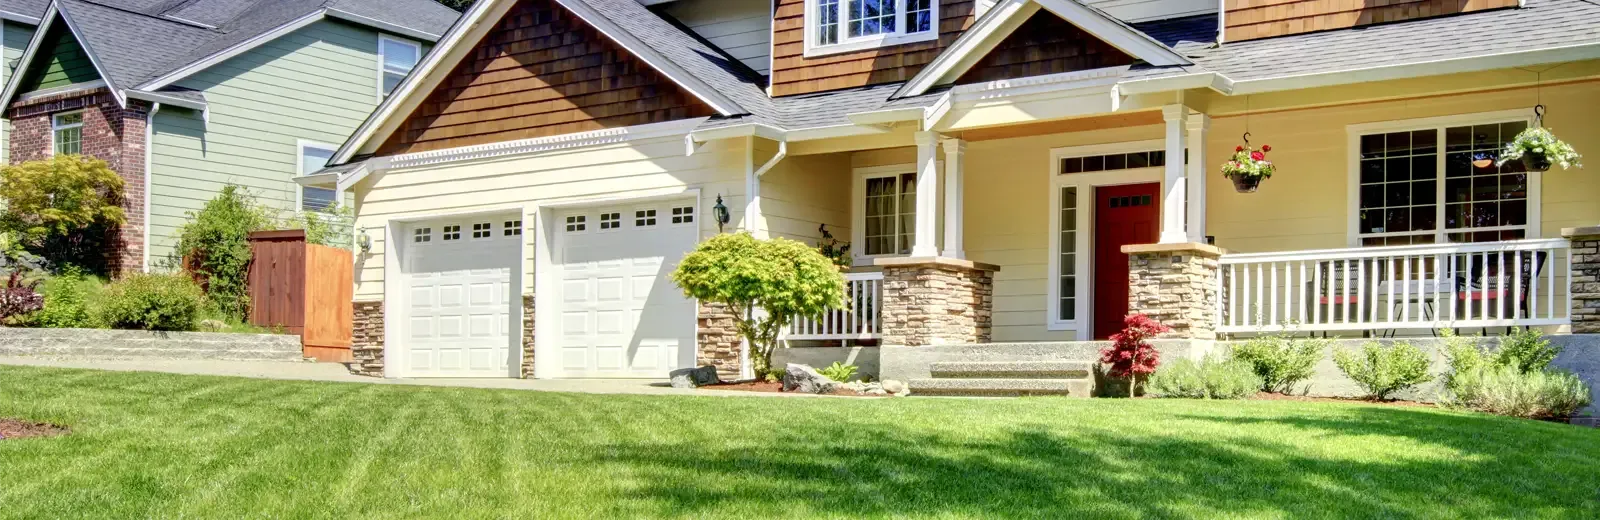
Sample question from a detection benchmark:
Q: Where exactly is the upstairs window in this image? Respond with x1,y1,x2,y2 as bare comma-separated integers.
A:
298,143,338,211
378,35,420,98
52,111,83,156
808,0,938,56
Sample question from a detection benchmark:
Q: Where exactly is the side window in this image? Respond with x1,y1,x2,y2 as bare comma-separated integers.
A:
379,36,421,98
298,143,339,211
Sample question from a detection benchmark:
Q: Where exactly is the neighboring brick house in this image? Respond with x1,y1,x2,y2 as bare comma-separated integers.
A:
0,0,460,275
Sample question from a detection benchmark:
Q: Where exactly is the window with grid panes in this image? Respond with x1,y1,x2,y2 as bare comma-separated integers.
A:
1357,120,1529,245
861,172,917,256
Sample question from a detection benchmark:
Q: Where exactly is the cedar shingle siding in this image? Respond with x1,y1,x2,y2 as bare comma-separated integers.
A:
1223,0,1521,42
769,0,975,97
378,0,717,155
955,11,1134,85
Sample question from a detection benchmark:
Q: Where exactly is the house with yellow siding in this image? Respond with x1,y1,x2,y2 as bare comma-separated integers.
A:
318,0,1600,390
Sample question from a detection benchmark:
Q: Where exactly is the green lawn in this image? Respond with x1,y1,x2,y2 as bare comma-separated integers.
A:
0,366,1596,519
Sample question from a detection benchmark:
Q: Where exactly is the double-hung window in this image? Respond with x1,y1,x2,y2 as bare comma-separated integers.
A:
1353,113,1534,246
52,111,83,156
298,143,338,211
855,169,918,258
378,35,421,98
809,0,937,56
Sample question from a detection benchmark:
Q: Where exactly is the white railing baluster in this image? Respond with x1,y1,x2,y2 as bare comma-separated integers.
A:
786,272,884,341
1270,262,1279,326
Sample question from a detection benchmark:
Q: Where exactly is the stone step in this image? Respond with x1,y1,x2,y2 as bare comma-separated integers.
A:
909,378,1094,397
928,361,1092,379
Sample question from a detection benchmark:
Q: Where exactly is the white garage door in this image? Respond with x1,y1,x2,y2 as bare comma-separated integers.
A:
403,216,523,378
555,201,698,378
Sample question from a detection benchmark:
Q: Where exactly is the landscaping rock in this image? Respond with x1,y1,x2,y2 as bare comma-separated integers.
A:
669,366,720,389
882,379,910,396
781,363,838,394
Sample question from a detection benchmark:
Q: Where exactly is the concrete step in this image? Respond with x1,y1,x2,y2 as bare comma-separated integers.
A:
909,378,1094,397
928,361,1092,379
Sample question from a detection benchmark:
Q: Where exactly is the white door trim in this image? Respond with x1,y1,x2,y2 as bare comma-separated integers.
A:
1046,141,1166,340
381,206,527,378
531,189,702,379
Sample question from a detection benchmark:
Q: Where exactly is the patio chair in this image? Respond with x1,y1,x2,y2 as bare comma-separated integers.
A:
1453,250,1547,331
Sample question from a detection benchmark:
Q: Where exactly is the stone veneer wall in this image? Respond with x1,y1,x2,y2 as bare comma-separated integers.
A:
351,301,385,376
520,295,535,377
7,88,148,274
697,301,742,379
1125,243,1223,340
1565,227,1600,334
877,258,999,346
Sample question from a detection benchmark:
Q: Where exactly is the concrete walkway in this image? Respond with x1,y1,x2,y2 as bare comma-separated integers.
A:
0,357,824,398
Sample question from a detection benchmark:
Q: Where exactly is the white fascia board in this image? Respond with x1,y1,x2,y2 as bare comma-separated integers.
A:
686,122,787,143
1230,42,1600,95
126,90,206,111
847,107,926,126
334,162,374,194
785,123,895,141
0,9,41,24
295,172,338,188
325,9,442,42
331,0,514,164
138,10,324,91
1,3,60,110
388,117,708,170
551,0,742,117
1115,71,1233,95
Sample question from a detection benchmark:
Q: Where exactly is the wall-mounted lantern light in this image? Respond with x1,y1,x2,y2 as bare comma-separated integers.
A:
357,229,372,253
712,195,731,232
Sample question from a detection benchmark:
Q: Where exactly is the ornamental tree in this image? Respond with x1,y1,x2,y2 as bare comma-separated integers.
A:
0,155,126,273
1100,314,1170,397
671,232,846,378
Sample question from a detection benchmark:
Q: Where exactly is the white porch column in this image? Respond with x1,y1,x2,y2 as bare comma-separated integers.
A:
742,136,763,236
941,138,966,259
912,131,940,257
1159,105,1189,244
1185,113,1209,243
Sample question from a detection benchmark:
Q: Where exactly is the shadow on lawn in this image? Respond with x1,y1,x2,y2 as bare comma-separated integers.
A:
588,405,1600,518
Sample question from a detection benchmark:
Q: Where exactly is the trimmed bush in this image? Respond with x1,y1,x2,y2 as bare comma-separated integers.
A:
0,155,126,273
34,269,105,328
1148,355,1261,399
1231,334,1329,394
1494,328,1561,374
1334,341,1432,400
1445,365,1592,419
94,273,205,331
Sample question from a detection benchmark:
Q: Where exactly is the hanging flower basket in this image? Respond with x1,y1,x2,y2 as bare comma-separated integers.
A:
1221,143,1274,193
1497,107,1582,172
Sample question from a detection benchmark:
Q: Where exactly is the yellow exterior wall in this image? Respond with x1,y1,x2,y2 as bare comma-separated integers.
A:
759,151,853,244
1205,81,1600,253
350,136,748,300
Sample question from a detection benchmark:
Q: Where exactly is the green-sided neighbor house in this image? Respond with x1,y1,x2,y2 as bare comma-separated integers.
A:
0,0,459,273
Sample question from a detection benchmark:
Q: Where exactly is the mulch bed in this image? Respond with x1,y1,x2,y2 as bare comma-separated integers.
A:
1250,392,1433,408
700,380,873,397
0,419,69,440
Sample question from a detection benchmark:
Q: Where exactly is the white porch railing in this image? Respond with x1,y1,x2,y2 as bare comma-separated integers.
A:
785,272,884,342
1217,239,1571,333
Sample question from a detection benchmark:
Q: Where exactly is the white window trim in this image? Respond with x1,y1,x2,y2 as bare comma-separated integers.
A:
1344,108,1539,247
1046,140,1165,339
297,139,340,212
851,163,924,265
50,110,84,156
377,34,421,102
803,0,940,58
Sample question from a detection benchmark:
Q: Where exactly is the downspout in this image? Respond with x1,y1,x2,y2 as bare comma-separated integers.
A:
143,102,160,272
740,137,786,382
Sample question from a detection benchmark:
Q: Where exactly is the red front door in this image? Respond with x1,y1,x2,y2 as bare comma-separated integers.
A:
1093,183,1160,339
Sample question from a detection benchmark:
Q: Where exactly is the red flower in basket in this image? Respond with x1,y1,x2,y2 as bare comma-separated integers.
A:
1261,144,1272,152
1250,151,1265,161
1235,145,1244,152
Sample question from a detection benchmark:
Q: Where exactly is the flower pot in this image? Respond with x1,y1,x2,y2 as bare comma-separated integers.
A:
1521,153,1552,172
1229,175,1263,193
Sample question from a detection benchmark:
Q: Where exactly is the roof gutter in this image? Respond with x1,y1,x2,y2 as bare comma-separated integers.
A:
126,90,207,116
1115,71,1234,95
0,9,40,24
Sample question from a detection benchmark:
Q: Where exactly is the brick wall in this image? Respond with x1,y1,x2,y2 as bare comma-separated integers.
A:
6,88,148,274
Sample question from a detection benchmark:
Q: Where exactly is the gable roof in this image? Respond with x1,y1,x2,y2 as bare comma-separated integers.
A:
0,0,460,110
331,0,771,164
896,0,1192,98
0,0,50,23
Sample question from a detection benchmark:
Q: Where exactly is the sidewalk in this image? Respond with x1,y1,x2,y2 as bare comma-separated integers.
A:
0,357,817,397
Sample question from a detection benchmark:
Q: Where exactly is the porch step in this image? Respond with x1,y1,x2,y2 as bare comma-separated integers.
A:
909,378,1094,397
929,361,1092,379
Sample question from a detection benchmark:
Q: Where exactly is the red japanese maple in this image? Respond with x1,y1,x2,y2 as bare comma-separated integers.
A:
1099,314,1170,397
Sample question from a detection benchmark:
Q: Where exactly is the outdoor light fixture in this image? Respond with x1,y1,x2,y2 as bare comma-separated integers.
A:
357,229,372,253
712,195,731,232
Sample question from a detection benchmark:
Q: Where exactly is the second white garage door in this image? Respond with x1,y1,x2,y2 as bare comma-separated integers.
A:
554,201,698,378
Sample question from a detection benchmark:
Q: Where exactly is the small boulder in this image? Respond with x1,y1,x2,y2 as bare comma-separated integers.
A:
882,379,910,397
781,363,838,394
669,366,720,389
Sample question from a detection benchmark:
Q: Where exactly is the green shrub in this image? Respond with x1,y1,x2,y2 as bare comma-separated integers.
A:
1444,365,1592,419
0,155,126,273
1148,355,1262,399
173,186,278,321
1494,328,1561,374
1334,341,1432,400
818,361,859,382
34,269,105,328
1231,334,1329,393
94,273,205,331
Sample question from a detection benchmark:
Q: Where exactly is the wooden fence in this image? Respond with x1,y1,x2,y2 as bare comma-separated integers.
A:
247,230,353,362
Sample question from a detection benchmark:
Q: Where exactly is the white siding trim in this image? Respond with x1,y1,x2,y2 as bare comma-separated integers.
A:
387,117,710,170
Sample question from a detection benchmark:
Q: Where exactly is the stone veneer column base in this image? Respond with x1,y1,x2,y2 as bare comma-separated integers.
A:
351,301,385,377
1564,227,1600,334
1124,242,1225,340
875,257,1000,346
697,301,742,380
520,295,535,378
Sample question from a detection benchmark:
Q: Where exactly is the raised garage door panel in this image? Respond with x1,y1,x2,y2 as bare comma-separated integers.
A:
403,218,522,377
555,202,698,378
